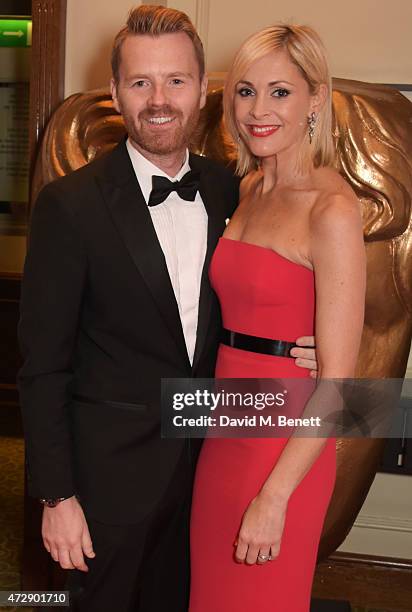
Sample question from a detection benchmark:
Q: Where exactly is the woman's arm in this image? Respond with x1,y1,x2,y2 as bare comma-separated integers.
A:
235,192,366,565
309,192,366,379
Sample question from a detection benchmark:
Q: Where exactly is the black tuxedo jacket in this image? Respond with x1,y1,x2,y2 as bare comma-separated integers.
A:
18,140,239,524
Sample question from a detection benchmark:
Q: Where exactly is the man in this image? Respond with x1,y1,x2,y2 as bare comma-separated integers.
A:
18,6,316,612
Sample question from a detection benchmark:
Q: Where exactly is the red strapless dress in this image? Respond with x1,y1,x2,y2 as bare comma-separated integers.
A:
189,238,336,612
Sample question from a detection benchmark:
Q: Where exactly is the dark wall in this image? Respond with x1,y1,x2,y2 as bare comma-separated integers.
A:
0,1,31,15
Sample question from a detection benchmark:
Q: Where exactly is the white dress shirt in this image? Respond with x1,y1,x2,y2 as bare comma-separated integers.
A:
126,139,208,365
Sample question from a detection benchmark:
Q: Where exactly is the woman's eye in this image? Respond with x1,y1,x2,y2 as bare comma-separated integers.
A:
272,88,290,98
238,87,254,97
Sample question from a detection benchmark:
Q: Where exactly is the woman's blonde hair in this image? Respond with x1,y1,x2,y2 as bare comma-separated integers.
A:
223,24,334,176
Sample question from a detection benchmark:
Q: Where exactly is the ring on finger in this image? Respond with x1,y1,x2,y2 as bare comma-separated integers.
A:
257,553,273,562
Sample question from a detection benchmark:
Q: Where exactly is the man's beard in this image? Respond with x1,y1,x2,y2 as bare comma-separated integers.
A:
123,104,200,156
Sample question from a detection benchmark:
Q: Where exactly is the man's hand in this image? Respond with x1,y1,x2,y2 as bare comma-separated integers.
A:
42,496,95,572
291,336,317,377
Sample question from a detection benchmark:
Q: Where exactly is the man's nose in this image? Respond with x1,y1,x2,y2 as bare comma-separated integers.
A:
148,84,168,107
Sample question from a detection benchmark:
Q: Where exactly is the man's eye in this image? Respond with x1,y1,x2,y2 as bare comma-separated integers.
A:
272,88,290,98
238,87,254,97
132,80,147,87
171,78,184,85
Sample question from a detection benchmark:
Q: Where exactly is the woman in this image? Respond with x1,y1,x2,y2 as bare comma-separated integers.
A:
189,24,366,611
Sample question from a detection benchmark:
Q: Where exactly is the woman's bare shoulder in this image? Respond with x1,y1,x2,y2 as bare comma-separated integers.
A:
311,168,360,216
308,168,363,243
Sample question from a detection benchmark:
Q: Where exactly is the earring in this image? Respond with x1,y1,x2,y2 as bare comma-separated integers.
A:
307,112,316,144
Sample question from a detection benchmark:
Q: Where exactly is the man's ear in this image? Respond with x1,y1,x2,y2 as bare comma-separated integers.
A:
199,74,208,110
110,78,121,114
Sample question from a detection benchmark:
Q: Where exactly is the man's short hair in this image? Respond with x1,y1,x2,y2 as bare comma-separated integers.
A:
111,5,205,83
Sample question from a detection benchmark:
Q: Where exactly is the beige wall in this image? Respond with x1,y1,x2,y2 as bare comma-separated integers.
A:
407,347,412,378
338,473,412,558
65,1,412,97
65,1,142,97
172,0,412,84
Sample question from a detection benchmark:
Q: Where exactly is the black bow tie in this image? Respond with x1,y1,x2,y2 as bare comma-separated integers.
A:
148,170,200,207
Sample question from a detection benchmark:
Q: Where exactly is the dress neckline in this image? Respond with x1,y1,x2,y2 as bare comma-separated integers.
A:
219,237,313,273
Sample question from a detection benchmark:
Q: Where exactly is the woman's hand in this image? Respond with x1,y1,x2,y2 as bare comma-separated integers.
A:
234,492,288,565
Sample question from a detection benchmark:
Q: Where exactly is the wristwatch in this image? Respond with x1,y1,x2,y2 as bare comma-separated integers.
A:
39,497,70,508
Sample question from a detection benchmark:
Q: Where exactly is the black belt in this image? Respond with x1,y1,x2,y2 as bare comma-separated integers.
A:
221,328,297,358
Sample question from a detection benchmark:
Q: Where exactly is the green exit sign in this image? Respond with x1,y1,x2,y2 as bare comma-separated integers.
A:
0,19,32,47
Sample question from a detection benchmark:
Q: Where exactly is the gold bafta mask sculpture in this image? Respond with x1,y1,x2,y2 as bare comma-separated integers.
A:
33,78,412,560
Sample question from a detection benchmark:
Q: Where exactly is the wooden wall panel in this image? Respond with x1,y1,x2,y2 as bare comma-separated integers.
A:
29,0,67,193
313,552,412,611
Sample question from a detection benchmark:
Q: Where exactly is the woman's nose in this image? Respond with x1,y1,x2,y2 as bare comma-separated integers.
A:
249,93,271,120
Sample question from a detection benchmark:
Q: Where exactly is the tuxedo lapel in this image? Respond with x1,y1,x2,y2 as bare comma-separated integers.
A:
190,154,227,372
97,140,190,368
